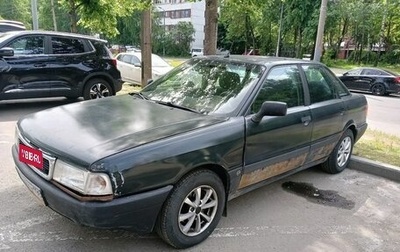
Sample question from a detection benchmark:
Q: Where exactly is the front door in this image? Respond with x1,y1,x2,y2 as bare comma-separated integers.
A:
1,35,50,99
240,65,312,190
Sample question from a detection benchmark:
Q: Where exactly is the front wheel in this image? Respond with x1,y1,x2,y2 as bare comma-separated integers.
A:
83,79,113,100
156,170,225,249
321,129,354,174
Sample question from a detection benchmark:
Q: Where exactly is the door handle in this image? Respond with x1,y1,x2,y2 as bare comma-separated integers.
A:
301,115,311,126
34,63,46,67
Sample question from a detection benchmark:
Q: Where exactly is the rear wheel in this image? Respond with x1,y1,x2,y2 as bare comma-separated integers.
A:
156,170,225,249
371,83,386,96
83,79,113,100
321,129,354,174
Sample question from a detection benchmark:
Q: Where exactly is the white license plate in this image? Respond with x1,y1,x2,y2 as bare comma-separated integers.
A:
17,169,46,206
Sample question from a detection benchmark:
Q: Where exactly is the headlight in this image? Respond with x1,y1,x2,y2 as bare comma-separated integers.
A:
53,160,113,196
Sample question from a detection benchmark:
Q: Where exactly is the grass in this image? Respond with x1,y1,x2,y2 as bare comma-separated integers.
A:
353,129,400,167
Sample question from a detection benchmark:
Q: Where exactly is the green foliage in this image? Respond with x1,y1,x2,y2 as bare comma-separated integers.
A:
58,0,146,37
163,21,194,56
0,0,31,29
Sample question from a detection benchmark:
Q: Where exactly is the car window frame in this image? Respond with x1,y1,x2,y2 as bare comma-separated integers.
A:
249,64,305,114
4,34,46,55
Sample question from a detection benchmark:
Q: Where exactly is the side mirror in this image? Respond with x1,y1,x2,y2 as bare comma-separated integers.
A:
134,63,141,67
0,47,14,57
251,101,287,123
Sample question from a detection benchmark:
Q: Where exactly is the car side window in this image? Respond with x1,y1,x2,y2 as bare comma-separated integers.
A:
130,55,141,65
7,36,44,55
52,37,85,54
302,65,337,103
251,65,304,113
121,54,132,64
363,69,380,75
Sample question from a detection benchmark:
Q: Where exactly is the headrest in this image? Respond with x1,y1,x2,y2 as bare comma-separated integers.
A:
218,71,240,90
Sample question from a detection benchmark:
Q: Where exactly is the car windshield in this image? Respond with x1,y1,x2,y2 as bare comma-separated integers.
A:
141,58,265,115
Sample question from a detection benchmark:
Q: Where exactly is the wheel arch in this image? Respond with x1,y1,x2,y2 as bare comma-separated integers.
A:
82,73,117,95
175,163,230,216
343,121,357,140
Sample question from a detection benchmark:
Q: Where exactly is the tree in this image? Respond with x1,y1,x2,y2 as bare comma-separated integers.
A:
204,0,218,55
0,0,31,29
58,0,144,37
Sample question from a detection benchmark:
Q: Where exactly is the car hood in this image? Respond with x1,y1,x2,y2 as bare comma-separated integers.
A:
18,95,226,167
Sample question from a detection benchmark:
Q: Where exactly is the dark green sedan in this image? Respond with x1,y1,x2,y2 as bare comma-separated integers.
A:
12,56,368,248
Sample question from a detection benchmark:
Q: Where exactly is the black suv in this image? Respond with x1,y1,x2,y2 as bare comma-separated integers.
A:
0,31,122,101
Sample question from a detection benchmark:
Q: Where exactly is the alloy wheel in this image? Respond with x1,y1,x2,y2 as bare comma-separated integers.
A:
178,185,218,237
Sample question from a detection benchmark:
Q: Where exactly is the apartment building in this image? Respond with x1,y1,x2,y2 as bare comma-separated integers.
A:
154,0,205,49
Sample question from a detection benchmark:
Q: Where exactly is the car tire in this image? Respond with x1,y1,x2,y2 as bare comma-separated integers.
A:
321,129,354,174
156,169,225,249
371,83,386,96
83,79,113,100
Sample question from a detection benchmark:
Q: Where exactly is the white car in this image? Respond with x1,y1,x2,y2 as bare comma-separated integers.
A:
115,52,173,85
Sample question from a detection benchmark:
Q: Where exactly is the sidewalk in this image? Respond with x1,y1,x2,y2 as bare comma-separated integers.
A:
349,156,400,182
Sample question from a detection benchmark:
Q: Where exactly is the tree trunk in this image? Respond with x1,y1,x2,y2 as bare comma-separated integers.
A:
67,0,78,33
204,0,218,55
51,0,58,31
336,18,348,59
374,0,388,67
141,8,152,87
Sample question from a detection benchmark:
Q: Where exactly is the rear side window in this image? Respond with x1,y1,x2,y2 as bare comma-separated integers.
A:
92,40,111,57
52,37,85,54
6,36,44,55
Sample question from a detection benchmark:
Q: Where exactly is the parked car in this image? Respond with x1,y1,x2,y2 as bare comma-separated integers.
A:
338,67,400,96
0,20,26,32
191,47,203,57
13,56,368,248
0,31,122,101
115,52,173,85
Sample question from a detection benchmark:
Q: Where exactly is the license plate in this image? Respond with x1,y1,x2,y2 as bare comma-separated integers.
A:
17,169,46,206
19,144,43,170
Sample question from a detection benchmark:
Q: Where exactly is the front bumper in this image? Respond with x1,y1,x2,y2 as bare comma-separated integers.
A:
12,145,172,233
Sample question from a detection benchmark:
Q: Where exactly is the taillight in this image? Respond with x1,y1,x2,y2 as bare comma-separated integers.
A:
111,59,117,67
395,76,400,84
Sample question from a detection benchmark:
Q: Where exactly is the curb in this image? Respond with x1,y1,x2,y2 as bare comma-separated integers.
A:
349,156,400,182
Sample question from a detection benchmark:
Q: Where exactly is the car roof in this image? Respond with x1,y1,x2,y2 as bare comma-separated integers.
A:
1,30,107,43
347,67,398,76
195,55,322,67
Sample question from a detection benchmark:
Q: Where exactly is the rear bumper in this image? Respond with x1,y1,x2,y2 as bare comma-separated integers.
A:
12,145,172,233
355,122,368,143
114,78,123,93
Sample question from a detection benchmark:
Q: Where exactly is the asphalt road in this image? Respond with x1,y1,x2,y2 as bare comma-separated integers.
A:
363,93,400,137
1,98,400,251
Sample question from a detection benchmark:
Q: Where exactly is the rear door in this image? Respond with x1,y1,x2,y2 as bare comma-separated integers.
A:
48,35,90,97
301,64,347,164
1,34,49,99
240,64,312,190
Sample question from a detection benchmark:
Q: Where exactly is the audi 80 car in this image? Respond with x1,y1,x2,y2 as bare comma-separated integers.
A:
12,56,368,248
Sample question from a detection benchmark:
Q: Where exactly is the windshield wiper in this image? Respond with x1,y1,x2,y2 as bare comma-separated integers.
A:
155,100,199,113
132,92,149,100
